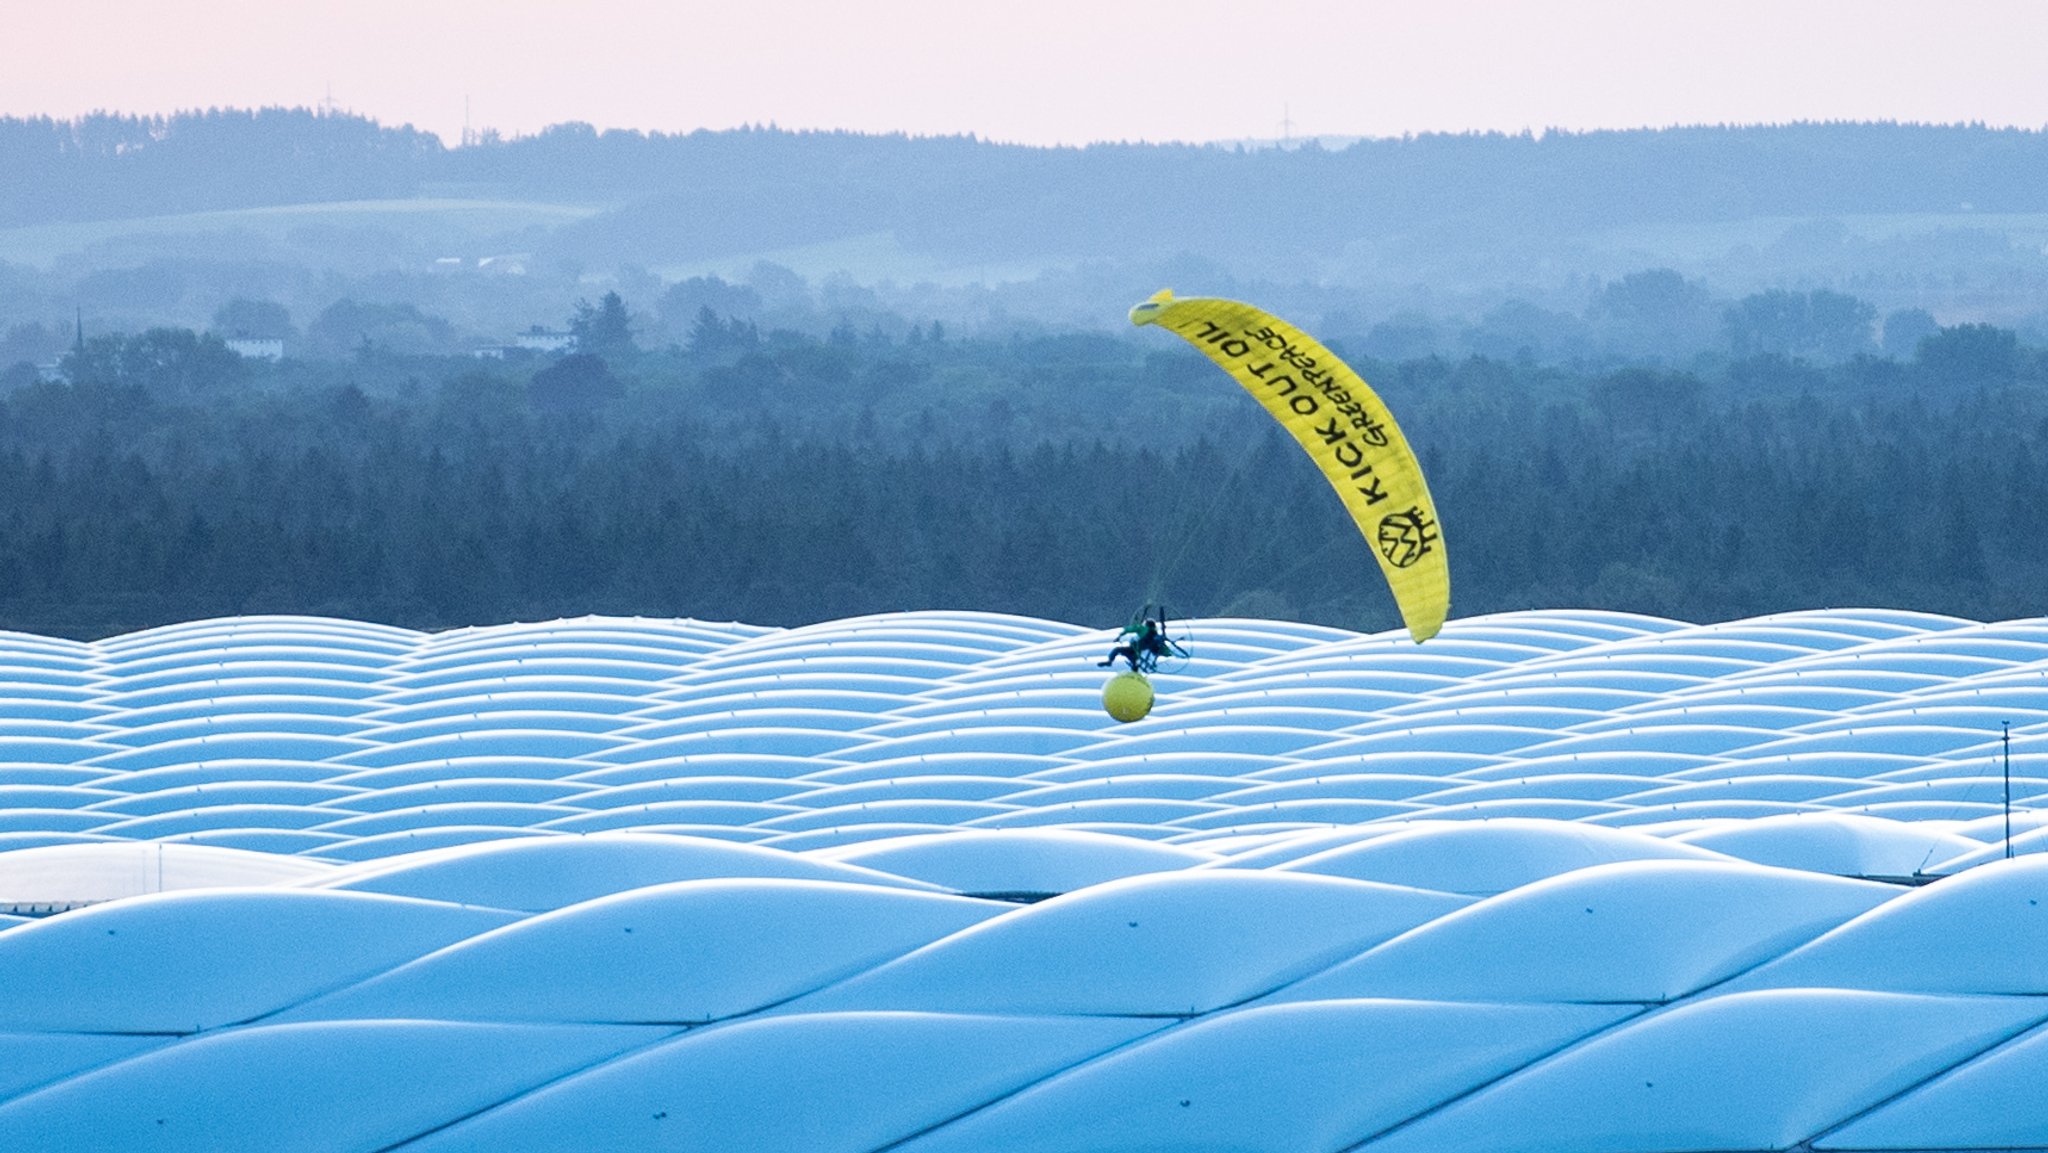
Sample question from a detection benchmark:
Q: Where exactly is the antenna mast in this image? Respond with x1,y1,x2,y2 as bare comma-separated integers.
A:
2005,721,2014,860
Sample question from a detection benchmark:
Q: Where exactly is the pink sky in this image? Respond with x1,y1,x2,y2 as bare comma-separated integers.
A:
6,0,2044,146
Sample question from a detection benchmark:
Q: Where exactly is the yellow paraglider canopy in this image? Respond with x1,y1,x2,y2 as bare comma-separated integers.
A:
1131,289,1448,642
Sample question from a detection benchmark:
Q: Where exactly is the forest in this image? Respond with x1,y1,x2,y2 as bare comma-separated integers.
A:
8,112,2048,638
1,309,2042,640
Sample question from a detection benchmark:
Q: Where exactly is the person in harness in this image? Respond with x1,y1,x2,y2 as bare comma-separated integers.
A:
1098,605,1187,674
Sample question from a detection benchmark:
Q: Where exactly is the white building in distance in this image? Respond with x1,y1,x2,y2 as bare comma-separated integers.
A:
515,326,574,354
224,337,285,361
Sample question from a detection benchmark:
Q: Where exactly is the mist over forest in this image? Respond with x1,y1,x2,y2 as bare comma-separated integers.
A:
9,110,2048,357
4,109,2048,637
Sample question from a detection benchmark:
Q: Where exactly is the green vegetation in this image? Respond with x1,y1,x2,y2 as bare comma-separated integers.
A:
7,111,2048,638
2,318,2043,638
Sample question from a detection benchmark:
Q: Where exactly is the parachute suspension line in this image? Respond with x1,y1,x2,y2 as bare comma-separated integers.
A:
1144,428,1271,608
1162,431,1348,624
1211,530,1350,621
1146,459,1233,603
1129,289,1449,643
1136,439,1215,604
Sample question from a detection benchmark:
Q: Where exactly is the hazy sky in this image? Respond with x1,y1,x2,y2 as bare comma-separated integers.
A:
7,0,2044,146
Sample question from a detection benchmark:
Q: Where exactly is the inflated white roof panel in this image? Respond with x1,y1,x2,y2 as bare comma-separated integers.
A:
2,608,2047,1146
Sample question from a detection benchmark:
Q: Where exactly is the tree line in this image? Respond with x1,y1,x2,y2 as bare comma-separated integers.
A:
11,111,2048,264
0,318,2044,639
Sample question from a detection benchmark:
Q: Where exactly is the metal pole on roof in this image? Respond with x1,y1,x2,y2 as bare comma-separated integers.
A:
2004,721,2013,861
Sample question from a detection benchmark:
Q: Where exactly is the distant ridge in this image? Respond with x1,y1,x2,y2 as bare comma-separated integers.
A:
7,111,2048,267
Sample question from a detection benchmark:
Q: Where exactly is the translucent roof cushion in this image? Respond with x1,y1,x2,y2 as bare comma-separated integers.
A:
1930,824,2048,871
1361,990,2048,1153
0,842,332,904
0,1032,166,1101
1269,860,1897,1004
815,828,1216,894
278,879,1008,1025
92,804,354,838
1274,819,1728,895
0,1021,665,1149
896,1000,1632,1153
1673,812,1986,877
310,832,938,910
1727,855,2048,995
7,608,2048,1145
0,889,516,1032
790,870,1468,1016
2,611,2046,872
1823,1024,2048,1149
402,1012,1157,1153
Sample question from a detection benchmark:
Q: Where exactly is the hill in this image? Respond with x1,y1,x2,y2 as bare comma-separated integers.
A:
7,112,2048,313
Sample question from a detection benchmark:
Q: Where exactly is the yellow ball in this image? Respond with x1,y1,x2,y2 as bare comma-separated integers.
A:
1101,671,1155,723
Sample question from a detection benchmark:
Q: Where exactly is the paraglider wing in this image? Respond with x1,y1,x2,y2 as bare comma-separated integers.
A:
1130,289,1448,642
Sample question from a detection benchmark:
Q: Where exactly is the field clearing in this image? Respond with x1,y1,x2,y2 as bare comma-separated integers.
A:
1596,211,2048,263
0,198,606,268
650,230,1072,289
